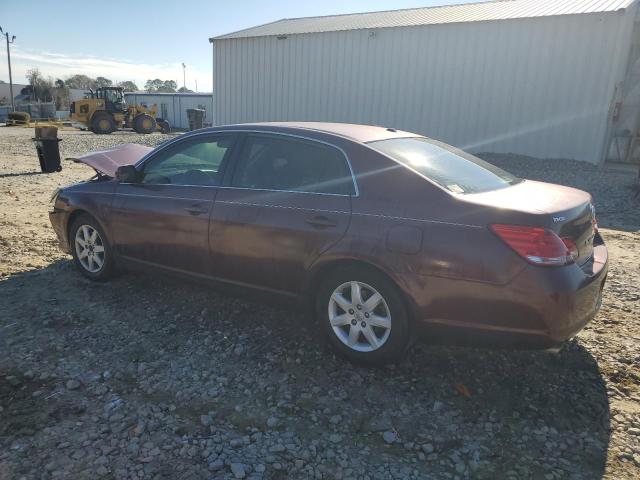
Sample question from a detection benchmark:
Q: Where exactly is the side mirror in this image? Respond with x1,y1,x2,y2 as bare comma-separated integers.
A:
115,165,140,183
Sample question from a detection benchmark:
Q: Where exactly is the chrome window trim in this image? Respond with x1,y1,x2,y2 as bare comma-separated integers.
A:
131,129,360,197
118,182,219,189
217,185,352,197
92,184,354,198
115,183,352,198
216,200,350,215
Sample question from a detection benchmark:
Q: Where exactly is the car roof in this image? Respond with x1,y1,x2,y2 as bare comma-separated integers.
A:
211,122,419,143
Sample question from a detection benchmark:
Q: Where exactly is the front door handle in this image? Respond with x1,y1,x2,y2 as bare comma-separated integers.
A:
184,204,209,216
305,215,337,228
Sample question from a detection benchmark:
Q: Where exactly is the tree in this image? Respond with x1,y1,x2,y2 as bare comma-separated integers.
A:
118,80,138,92
144,78,163,92
145,79,158,92
95,76,113,88
160,80,177,93
54,78,70,110
177,86,194,93
26,67,41,87
145,79,177,93
26,68,54,102
65,74,96,90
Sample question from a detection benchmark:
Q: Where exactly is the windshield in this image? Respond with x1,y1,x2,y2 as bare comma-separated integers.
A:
367,137,521,194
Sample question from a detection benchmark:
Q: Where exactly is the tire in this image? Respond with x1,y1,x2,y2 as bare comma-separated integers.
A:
315,265,411,366
157,119,171,134
69,214,115,281
133,114,157,134
91,112,116,134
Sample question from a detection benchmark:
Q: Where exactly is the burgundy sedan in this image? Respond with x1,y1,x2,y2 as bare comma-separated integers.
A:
50,123,608,365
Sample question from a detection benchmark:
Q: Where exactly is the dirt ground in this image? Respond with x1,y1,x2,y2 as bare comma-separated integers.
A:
1,127,639,479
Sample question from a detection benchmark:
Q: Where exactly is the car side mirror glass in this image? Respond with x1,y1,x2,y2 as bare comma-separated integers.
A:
115,165,140,183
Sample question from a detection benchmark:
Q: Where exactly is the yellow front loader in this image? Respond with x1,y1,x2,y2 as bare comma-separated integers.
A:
70,87,170,134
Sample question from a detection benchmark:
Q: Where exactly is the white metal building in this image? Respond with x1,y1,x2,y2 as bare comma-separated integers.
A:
210,0,640,164
123,92,214,130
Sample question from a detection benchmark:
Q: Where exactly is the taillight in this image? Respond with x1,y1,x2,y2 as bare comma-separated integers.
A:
491,224,576,266
561,237,578,262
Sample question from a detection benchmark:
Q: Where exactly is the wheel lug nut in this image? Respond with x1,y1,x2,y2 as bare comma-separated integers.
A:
356,304,362,310
361,321,366,327
351,319,357,326
364,312,370,318
348,309,354,314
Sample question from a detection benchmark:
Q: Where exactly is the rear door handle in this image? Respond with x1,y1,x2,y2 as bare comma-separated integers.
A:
184,204,209,216
305,215,338,228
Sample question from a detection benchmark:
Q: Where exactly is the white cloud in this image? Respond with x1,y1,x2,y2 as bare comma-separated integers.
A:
0,47,211,92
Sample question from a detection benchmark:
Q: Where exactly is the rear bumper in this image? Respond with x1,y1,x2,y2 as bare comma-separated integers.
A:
545,244,608,342
49,208,71,254
408,243,608,348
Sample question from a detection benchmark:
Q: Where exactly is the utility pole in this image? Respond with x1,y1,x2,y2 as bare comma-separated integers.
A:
0,26,16,112
195,79,198,93
181,62,186,90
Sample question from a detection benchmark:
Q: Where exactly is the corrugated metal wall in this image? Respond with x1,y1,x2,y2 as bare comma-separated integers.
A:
124,94,214,130
213,10,637,163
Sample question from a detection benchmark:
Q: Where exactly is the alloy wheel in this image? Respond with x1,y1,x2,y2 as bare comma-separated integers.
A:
74,225,105,273
328,281,392,352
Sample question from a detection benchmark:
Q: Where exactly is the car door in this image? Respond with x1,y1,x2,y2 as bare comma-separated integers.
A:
209,132,355,294
111,133,237,275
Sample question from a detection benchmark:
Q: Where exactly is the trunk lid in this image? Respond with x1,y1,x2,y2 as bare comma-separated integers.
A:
463,180,596,266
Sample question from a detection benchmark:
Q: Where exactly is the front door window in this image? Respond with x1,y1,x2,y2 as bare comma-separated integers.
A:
142,135,235,186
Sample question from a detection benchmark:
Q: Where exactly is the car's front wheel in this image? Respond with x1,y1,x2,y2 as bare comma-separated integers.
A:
70,214,114,281
316,266,410,365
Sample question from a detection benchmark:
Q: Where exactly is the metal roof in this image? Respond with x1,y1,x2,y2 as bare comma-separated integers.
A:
212,0,636,40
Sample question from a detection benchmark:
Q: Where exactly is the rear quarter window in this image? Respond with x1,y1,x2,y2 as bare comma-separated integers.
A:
367,137,521,194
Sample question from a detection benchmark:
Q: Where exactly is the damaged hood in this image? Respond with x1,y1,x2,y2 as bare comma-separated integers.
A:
68,143,153,177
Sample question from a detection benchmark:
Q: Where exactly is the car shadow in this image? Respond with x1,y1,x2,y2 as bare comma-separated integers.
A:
1,260,611,479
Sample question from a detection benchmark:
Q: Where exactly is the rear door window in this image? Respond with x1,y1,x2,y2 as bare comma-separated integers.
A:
230,134,355,195
368,137,521,194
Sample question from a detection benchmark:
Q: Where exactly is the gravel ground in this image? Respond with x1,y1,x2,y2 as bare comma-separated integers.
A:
1,127,639,480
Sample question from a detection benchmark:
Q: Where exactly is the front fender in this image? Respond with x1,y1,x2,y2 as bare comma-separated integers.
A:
50,180,117,251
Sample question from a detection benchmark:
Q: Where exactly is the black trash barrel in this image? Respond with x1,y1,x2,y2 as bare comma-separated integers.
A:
32,126,62,173
186,108,205,131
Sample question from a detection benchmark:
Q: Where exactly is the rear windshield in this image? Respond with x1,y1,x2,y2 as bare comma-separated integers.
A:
367,137,521,194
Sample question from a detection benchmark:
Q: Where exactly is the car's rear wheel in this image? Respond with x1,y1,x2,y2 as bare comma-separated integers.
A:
316,266,410,365
70,215,114,281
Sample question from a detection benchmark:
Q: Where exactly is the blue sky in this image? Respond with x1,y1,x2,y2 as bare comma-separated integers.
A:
0,0,478,91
